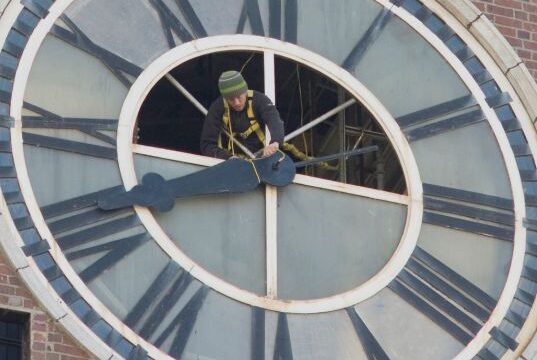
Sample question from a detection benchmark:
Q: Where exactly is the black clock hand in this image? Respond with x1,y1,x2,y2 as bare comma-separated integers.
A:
294,145,378,168
98,152,296,212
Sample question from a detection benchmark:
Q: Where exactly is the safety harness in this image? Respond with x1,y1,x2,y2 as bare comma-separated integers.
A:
218,90,337,171
219,90,265,156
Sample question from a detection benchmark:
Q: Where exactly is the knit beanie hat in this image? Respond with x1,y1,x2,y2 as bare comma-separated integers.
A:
218,70,248,98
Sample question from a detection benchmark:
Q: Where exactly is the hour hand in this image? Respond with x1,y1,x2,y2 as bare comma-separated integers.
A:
97,152,296,212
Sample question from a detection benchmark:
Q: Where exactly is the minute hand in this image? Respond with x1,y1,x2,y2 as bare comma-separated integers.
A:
98,152,296,212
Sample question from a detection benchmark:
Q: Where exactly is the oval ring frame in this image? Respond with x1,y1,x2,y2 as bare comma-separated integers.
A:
116,35,424,314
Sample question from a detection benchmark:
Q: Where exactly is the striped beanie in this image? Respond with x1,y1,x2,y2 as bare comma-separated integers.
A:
218,70,248,98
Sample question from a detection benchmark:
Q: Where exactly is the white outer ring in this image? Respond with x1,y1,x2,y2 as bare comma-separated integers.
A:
117,35,424,314
382,1,527,359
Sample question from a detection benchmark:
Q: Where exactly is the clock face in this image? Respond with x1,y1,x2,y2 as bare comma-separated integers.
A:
1,0,535,359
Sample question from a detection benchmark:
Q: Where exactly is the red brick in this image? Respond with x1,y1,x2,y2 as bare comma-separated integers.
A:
487,4,515,17
53,344,88,358
31,322,47,332
34,313,47,322
46,354,60,360
505,36,524,47
0,284,16,295
517,49,532,59
32,342,46,351
7,276,20,285
524,2,537,13
34,332,46,342
60,356,89,360
31,351,46,360
524,40,537,50
48,333,63,343
23,299,36,308
495,0,524,9
518,29,531,39
497,25,518,37
494,15,523,28
515,10,529,21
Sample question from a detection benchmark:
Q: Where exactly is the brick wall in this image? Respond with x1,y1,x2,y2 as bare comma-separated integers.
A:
471,0,537,80
0,250,93,360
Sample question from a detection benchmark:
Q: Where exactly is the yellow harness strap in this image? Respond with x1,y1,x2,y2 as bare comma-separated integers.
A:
220,90,266,155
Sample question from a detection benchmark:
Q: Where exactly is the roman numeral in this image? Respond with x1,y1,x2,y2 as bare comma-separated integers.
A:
148,0,207,48
49,16,143,88
22,102,117,159
41,186,149,284
268,0,298,43
124,261,208,358
273,312,293,360
422,183,514,241
346,308,389,360
342,8,393,71
388,246,496,344
396,95,486,141
251,307,265,360
237,0,265,36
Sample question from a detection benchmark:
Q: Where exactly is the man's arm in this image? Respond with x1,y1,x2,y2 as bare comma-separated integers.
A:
200,100,232,159
253,92,285,146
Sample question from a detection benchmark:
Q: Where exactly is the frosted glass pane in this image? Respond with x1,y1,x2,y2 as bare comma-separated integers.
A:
70,234,170,319
180,290,251,360
65,0,171,67
25,35,127,118
355,288,464,360
353,14,469,118
419,224,512,299
286,310,369,360
278,184,406,299
411,122,512,198
135,155,266,295
296,0,382,65
189,0,269,36
23,145,121,206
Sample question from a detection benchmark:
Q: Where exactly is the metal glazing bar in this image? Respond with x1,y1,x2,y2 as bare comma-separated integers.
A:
284,99,356,142
165,74,255,158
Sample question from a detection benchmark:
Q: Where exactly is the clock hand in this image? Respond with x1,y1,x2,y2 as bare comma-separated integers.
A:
98,145,377,213
294,145,378,168
98,152,296,212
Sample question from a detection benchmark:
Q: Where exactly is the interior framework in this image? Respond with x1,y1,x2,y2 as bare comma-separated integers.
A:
136,51,406,194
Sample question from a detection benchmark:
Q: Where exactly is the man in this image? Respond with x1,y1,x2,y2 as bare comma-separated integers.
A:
200,70,284,159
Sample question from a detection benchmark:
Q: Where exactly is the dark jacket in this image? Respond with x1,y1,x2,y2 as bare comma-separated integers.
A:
200,91,285,159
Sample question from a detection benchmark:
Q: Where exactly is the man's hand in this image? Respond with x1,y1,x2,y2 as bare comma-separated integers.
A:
262,142,280,157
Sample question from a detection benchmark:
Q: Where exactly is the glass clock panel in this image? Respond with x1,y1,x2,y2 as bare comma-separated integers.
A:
353,13,470,118
418,224,512,299
22,128,110,147
23,145,121,206
277,184,406,300
70,233,169,320
355,288,464,360
410,121,512,197
64,0,171,68
295,0,382,65
24,36,127,118
286,310,369,360
178,289,252,360
134,154,267,295
188,0,270,36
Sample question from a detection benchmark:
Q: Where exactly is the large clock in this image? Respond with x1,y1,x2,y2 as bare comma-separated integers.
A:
1,0,537,359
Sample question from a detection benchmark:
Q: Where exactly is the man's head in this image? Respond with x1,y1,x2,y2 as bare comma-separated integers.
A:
218,70,248,111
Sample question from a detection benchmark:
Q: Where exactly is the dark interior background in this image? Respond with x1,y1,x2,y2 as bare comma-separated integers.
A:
136,51,406,193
